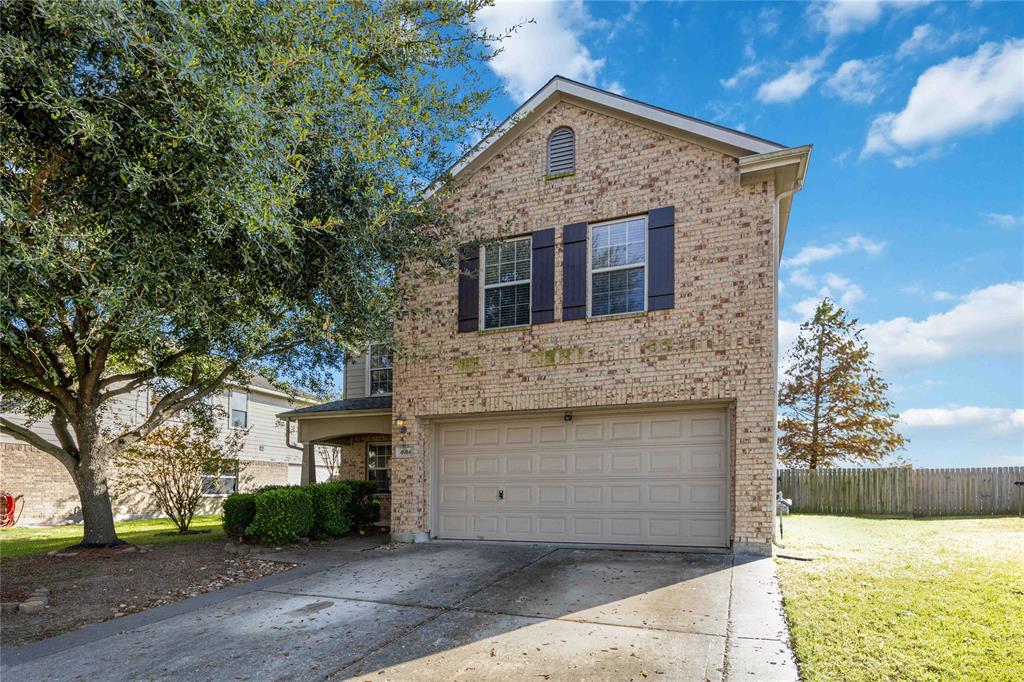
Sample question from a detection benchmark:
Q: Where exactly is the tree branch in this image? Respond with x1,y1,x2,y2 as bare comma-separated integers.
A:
0,417,78,470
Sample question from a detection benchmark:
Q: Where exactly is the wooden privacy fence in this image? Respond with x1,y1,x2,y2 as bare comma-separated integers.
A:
778,467,1024,517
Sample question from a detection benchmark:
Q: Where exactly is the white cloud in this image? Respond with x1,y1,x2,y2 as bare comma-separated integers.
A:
809,0,883,38
721,63,762,90
782,234,886,267
788,268,818,290
864,281,1024,371
757,53,828,104
604,80,626,96
791,272,864,318
901,406,1024,431
863,39,1024,160
824,58,883,104
931,290,954,302
983,212,1024,227
896,23,988,60
897,23,936,59
475,0,605,101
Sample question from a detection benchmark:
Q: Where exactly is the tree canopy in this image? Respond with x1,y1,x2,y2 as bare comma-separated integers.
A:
0,0,502,544
778,299,906,469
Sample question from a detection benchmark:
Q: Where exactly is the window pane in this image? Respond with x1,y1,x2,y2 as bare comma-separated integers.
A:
591,220,645,270
230,391,247,412
484,238,531,286
591,267,645,316
370,369,392,394
368,444,391,493
484,283,530,329
231,409,247,429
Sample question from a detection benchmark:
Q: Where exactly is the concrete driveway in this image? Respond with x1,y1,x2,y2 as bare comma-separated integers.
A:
2,541,797,681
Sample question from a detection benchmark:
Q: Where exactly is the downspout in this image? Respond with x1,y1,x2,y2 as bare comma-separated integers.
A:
772,179,803,550
284,418,302,451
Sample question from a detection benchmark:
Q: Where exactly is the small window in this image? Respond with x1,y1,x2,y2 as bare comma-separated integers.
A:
589,217,647,317
201,464,238,496
229,390,248,429
367,442,391,493
482,236,532,329
368,344,393,395
547,127,575,175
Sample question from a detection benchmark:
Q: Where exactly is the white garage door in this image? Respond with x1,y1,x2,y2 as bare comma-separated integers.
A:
434,407,729,547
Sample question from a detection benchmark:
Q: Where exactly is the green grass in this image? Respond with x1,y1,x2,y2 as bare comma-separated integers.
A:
0,515,226,559
776,515,1024,682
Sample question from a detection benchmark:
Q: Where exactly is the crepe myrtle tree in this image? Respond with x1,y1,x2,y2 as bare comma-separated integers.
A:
0,0,506,546
778,299,906,469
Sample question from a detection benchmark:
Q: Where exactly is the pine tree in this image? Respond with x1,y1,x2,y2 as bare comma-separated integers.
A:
779,299,906,469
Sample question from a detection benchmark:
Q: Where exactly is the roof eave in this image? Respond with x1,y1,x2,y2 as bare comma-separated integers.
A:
738,144,813,257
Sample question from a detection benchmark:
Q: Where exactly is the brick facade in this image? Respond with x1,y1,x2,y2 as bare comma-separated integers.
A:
0,442,289,525
392,100,779,553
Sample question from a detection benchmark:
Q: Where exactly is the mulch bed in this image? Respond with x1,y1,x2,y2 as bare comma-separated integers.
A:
1,541,294,647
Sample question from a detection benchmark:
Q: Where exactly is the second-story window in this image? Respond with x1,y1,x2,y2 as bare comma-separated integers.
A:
368,344,393,395
482,236,532,329
589,216,646,317
229,390,248,429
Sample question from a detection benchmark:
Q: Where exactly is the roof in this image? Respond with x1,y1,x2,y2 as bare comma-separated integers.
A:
277,395,392,419
229,374,318,403
432,76,792,196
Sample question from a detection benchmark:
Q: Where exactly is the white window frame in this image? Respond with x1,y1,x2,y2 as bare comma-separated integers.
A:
200,462,239,497
229,389,248,430
587,215,648,318
479,235,533,330
365,344,393,396
366,442,392,493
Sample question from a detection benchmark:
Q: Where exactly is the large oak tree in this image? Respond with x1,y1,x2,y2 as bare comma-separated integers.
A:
1,0,502,545
778,299,906,469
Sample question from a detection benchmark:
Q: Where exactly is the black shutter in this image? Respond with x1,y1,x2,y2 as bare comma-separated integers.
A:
562,222,587,320
647,206,675,311
531,228,555,324
457,243,479,332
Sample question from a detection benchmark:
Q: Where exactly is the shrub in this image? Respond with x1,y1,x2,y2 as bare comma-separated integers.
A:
222,493,257,539
307,481,353,539
246,487,312,544
340,479,382,529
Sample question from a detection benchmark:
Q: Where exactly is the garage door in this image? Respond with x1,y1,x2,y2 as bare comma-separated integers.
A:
434,407,729,547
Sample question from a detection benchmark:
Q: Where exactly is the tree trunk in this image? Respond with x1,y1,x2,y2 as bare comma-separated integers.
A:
71,418,122,546
73,467,120,546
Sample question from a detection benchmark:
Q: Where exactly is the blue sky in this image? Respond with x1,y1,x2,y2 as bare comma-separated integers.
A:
467,1,1024,468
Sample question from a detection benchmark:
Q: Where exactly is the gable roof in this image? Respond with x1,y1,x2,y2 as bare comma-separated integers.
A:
435,75,811,256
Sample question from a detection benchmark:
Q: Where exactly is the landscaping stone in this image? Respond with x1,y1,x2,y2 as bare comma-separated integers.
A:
19,601,45,615
1,602,19,614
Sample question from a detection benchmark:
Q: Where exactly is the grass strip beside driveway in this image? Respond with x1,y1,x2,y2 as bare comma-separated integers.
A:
776,515,1024,682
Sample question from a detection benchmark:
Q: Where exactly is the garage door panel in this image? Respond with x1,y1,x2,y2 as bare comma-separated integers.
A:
436,408,728,547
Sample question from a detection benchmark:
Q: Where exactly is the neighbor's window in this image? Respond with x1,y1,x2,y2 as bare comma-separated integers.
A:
547,127,575,175
201,464,238,496
482,236,532,329
590,217,646,317
229,390,248,429
368,344,393,395
367,442,392,493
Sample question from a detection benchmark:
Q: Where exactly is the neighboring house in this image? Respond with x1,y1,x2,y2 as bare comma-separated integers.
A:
0,376,314,525
280,76,810,555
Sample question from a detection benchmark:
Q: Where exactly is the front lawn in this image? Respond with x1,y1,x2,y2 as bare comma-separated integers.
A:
776,515,1024,682
0,515,226,559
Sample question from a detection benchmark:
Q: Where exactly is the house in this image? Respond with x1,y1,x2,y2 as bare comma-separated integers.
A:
0,377,314,524
279,77,810,555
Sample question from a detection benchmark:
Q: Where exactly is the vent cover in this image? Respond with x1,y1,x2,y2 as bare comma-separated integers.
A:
547,127,575,175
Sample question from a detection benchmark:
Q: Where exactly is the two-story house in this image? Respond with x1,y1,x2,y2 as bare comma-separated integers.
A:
279,77,810,555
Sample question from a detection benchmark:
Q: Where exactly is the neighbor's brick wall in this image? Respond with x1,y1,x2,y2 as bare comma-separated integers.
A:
392,100,778,550
0,442,289,525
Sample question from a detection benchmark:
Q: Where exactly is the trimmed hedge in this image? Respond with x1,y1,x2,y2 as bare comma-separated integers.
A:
245,487,313,545
307,481,353,540
223,478,383,545
222,493,256,539
343,479,382,529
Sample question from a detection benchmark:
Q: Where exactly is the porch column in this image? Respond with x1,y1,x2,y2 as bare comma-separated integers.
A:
300,442,317,485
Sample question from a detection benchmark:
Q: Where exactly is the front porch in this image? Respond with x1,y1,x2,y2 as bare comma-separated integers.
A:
278,396,393,525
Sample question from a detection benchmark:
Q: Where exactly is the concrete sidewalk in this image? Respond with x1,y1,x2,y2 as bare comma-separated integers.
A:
2,540,797,681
